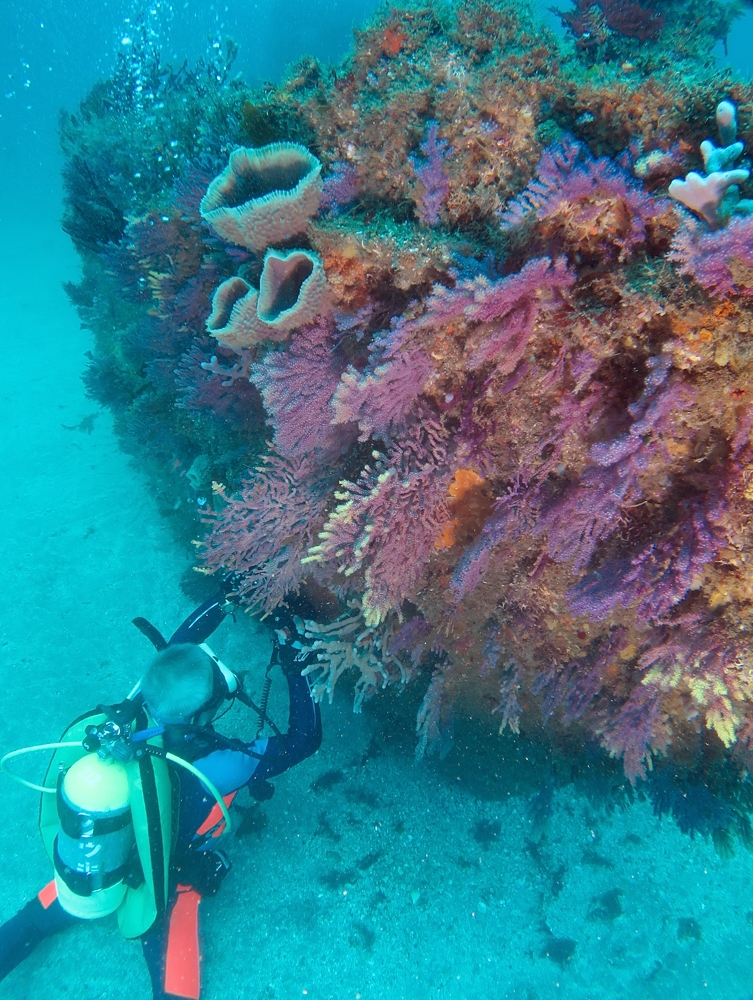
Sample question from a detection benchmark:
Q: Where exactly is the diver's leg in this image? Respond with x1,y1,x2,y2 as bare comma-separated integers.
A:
141,889,203,1000
141,912,176,1000
0,889,77,982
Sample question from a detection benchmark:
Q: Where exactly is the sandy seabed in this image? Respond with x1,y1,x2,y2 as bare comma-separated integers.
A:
2,163,753,1000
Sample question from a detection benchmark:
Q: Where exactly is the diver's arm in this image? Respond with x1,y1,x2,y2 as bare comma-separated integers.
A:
250,667,322,779
167,591,234,646
189,667,321,796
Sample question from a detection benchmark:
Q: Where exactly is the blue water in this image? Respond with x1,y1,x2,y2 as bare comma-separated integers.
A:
3,2,753,999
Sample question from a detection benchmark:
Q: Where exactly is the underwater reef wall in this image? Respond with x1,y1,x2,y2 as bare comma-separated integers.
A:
62,0,753,840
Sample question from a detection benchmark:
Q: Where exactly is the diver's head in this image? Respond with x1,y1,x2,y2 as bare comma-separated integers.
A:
140,643,222,726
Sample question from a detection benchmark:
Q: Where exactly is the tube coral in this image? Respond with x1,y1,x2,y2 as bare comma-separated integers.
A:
206,250,328,349
256,249,328,332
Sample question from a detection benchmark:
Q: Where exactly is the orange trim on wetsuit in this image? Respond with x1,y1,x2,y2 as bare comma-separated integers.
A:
162,790,237,998
164,886,201,1000
195,791,236,838
37,881,58,910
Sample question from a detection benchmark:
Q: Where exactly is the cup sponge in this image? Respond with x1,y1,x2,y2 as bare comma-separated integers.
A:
207,249,327,349
200,142,323,251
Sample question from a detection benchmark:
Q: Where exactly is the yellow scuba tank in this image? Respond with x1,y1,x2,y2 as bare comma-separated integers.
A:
4,670,235,936
38,708,174,938
53,754,134,919
31,702,230,938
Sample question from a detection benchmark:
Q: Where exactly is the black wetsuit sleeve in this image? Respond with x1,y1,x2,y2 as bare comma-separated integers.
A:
249,667,322,784
167,592,231,646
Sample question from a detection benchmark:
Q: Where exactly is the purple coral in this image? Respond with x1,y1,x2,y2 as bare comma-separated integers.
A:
250,317,356,460
671,214,753,298
465,256,574,373
331,346,433,441
415,666,453,760
561,627,627,724
175,338,262,420
500,135,666,259
493,660,523,734
166,265,218,334
304,415,452,624
200,452,335,612
320,162,361,215
601,685,664,783
383,283,477,357
412,122,450,227
389,614,432,668
539,462,644,572
450,475,541,601
600,618,738,780
329,259,572,445
383,256,573,372
172,155,224,219
569,501,726,623
539,360,694,572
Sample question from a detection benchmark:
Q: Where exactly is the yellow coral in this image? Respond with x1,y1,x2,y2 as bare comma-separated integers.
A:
643,662,682,689
689,676,710,705
705,699,739,748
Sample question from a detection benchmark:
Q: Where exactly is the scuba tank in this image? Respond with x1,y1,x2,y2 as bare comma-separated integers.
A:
1,593,274,935
53,753,134,919
29,703,233,937
36,709,174,937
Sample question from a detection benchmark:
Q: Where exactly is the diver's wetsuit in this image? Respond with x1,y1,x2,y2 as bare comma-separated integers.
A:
0,596,322,1000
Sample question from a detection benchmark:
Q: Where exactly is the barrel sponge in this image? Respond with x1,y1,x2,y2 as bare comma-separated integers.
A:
200,143,323,251
257,248,328,334
206,276,278,350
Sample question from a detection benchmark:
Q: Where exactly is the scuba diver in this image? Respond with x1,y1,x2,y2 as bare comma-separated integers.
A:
0,582,330,1000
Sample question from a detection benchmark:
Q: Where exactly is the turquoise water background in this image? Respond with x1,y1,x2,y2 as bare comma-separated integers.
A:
4,2,753,998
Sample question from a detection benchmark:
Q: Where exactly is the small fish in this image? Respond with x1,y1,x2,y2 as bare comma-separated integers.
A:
61,413,98,433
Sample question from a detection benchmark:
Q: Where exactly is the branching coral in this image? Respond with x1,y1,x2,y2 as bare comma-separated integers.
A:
201,453,336,612
669,101,753,229
500,135,668,264
297,602,412,710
